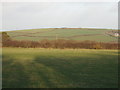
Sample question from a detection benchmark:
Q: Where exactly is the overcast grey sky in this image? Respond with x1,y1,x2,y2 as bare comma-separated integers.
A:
2,2,118,31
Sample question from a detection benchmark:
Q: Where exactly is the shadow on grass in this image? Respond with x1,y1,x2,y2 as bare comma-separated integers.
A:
2,56,30,88
33,53,118,88
2,52,118,88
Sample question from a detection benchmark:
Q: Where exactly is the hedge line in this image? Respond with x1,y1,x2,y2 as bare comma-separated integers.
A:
2,39,119,49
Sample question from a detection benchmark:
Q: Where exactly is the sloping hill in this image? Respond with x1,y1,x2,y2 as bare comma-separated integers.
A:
6,28,118,42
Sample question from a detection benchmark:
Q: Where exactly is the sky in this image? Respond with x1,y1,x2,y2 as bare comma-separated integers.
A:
0,0,119,31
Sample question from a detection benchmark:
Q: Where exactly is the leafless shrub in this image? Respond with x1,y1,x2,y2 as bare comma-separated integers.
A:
2,39,119,49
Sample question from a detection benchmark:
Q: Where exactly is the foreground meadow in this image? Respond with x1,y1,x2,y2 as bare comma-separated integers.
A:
2,48,118,88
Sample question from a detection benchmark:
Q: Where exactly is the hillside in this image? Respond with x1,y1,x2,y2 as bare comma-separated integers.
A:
5,28,118,42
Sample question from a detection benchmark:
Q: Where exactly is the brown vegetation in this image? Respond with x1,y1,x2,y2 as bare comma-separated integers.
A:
2,39,119,49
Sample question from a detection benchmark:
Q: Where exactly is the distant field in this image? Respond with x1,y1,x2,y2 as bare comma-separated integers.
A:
2,48,118,88
6,28,118,42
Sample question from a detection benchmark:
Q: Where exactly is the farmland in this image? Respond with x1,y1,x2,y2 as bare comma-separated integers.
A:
6,28,118,42
1,28,119,88
2,48,118,88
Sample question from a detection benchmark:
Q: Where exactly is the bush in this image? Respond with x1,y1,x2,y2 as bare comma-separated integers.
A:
2,32,11,41
93,43,102,49
2,39,119,49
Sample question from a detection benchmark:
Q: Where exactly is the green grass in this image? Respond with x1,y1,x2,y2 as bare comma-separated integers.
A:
72,35,118,42
2,48,118,88
6,28,118,42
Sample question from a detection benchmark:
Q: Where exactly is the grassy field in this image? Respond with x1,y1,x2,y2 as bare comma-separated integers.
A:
2,48,118,88
6,28,118,42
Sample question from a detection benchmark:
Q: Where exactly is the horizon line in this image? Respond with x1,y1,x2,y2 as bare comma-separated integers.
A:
1,27,119,32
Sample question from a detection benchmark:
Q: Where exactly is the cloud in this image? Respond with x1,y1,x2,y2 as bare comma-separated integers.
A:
2,2,118,31
0,3,2,30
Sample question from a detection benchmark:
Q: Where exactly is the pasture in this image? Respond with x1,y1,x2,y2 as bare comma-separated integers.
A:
2,48,118,88
6,28,118,42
